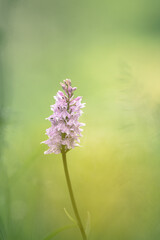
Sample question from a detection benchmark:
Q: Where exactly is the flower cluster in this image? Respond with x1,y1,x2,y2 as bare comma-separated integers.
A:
42,79,85,154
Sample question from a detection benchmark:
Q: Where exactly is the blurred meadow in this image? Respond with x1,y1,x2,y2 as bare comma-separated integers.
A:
0,0,160,239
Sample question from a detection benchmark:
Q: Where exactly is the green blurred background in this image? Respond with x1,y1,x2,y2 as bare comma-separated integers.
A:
0,0,160,239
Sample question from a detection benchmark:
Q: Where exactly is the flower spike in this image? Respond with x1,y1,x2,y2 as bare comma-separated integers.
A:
42,79,85,154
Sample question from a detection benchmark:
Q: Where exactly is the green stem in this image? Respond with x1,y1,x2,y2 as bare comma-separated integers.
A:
61,146,87,240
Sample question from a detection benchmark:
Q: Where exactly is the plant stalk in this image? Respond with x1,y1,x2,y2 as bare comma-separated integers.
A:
61,146,87,240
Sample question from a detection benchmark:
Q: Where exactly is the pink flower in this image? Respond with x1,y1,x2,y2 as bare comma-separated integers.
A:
42,79,85,154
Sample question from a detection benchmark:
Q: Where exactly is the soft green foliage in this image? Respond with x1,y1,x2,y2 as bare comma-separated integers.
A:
0,0,160,239
43,225,75,240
